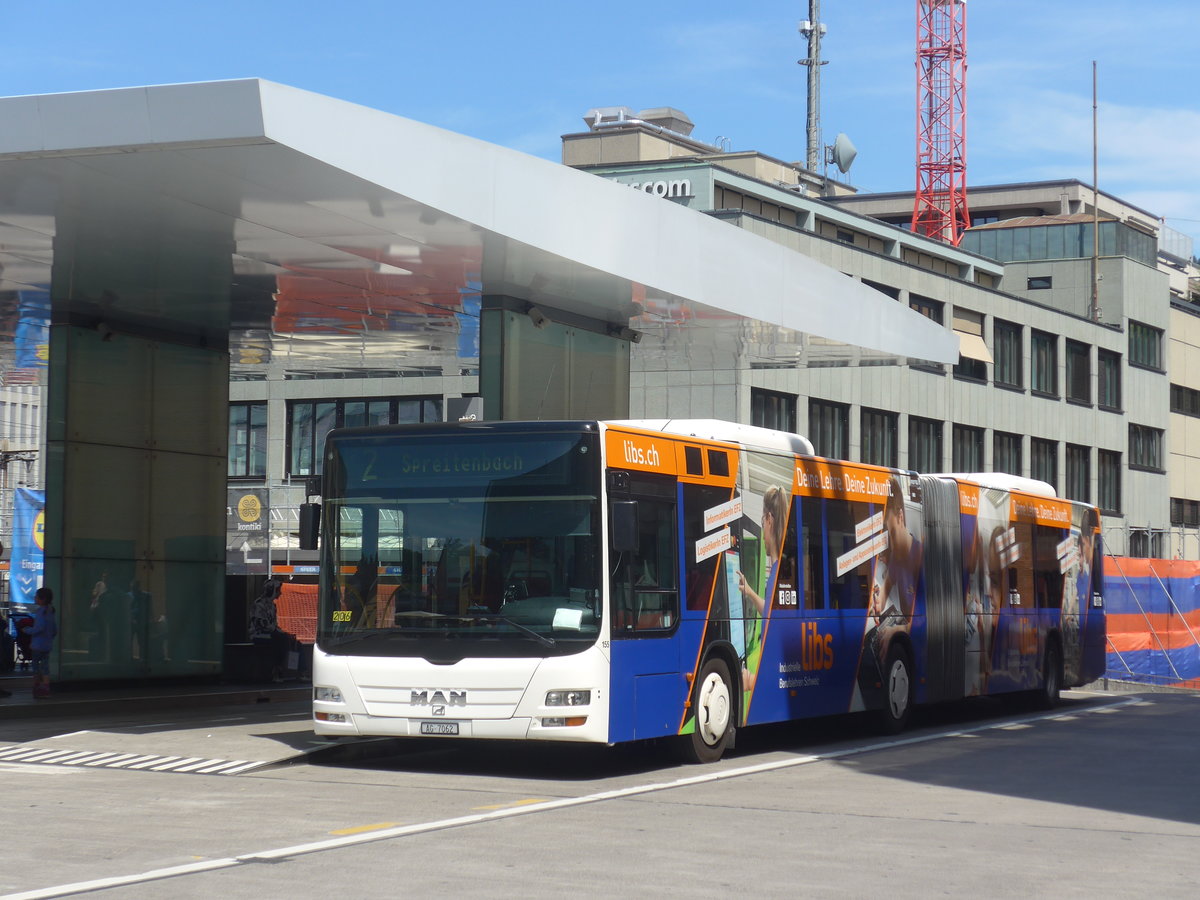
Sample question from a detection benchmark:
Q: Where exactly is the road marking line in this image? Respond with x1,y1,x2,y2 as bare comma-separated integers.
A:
328,823,401,835
84,754,140,767
472,798,550,811
1,697,1137,900
192,760,253,775
149,757,205,772
105,755,161,769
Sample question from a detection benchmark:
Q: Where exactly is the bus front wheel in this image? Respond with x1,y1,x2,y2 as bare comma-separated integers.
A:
878,644,913,734
681,657,734,764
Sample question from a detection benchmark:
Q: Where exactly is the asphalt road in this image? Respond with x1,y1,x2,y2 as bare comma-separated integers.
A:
1,687,1197,899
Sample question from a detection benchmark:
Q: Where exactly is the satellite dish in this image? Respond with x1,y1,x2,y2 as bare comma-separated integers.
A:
826,133,858,174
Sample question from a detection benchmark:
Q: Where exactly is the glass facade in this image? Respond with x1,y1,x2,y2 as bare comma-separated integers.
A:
961,219,1156,267
288,397,442,477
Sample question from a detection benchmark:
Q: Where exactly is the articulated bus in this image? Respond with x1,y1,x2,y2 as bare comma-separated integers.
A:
309,419,1106,762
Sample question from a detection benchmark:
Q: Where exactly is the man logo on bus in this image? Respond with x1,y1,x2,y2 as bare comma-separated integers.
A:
410,690,467,707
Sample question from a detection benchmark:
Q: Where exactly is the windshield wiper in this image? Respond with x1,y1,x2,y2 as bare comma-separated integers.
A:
472,614,556,648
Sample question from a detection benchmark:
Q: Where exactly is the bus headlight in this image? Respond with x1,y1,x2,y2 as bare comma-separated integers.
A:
314,686,344,703
545,690,590,707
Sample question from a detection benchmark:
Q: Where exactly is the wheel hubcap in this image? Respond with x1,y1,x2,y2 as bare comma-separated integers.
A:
697,672,731,745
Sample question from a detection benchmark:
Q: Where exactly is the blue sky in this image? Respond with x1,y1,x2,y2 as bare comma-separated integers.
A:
6,1,1198,246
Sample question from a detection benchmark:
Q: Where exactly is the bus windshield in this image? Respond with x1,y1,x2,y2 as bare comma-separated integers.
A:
317,427,602,659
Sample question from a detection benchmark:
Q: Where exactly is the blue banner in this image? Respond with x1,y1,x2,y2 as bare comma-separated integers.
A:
10,488,45,609
14,289,50,369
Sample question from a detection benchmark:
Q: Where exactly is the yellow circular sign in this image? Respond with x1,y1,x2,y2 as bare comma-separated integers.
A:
34,510,45,550
237,494,262,523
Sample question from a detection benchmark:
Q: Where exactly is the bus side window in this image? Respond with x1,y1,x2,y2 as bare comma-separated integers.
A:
827,498,869,610
801,497,826,610
612,496,679,635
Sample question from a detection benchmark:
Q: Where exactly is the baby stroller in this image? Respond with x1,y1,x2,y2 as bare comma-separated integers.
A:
14,616,34,670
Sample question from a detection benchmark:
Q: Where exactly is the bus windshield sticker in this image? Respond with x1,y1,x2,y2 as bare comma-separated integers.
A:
704,496,743,532
695,527,732,564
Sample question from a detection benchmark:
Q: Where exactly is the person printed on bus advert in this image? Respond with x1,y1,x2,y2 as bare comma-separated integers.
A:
869,477,923,623
25,586,58,698
739,484,788,693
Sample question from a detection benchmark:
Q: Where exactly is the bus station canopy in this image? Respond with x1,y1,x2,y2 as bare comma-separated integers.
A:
0,78,959,380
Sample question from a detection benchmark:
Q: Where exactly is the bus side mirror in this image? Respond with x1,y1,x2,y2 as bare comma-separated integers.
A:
611,500,638,553
299,503,321,550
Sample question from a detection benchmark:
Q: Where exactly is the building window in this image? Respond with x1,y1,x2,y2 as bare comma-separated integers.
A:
994,431,1022,476
228,402,267,478
1128,424,1163,471
862,279,900,301
836,229,855,244
1065,340,1091,404
1099,450,1121,514
1171,497,1200,528
1170,383,1200,417
1031,438,1057,490
751,388,797,433
1065,444,1090,503
908,416,943,473
1129,321,1163,370
909,295,946,372
951,424,984,472
288,396,442,476
809,399,850,459
1128,530,1164,559
1031,330,1058,397
861,408,898,468
952,309,987,381
1098,350,1122,410
1027,275,1053,290
993,320,1023,389
910,294,944,323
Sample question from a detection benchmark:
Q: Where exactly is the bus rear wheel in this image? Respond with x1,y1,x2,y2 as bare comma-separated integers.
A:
878,644,913,734
1038,642,1062,709
681,657,734,764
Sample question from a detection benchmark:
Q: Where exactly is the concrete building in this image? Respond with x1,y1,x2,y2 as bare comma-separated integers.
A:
562,111,1193,556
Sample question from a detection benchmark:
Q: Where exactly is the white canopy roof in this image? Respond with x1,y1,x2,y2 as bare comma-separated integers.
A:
0,79,958,377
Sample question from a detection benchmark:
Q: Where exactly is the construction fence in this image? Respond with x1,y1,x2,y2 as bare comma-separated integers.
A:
1104,557,1200,689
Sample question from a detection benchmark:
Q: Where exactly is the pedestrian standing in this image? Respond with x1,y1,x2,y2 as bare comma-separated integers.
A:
24,587,58,698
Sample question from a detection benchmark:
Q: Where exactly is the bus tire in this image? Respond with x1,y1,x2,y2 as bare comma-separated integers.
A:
681,656,734,764
878,643,913,734
1038,641,1062,709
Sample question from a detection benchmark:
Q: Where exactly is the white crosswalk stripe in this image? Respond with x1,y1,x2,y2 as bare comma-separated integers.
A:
0,744,268,776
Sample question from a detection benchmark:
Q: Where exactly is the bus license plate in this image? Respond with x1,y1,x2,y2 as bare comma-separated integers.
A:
420,721,459,736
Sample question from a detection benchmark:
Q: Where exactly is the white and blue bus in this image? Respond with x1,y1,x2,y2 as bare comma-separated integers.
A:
309,419,1106,762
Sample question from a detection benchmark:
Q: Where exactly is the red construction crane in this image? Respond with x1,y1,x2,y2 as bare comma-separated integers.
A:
912,0,970,245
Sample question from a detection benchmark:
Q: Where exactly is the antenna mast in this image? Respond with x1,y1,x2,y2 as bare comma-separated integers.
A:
912,0,970,244
799,1,827,172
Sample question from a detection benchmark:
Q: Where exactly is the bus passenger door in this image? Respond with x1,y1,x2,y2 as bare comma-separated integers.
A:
607,476,682,743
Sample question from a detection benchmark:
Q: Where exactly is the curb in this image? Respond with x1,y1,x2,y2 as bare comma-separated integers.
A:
0,685,311,720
